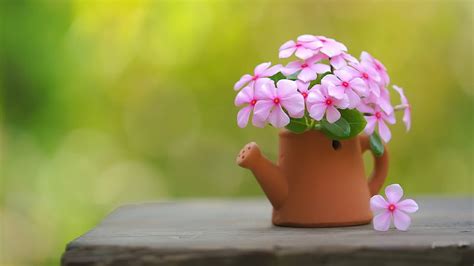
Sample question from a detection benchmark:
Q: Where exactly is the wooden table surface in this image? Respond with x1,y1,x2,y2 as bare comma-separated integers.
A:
62,197,473,266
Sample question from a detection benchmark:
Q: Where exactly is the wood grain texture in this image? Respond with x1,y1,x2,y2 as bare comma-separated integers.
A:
62,197,474,266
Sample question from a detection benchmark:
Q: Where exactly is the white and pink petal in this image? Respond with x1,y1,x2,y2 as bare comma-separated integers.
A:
334,94,350,109
279,41,296,55
254,78,276,99
237,106,252,128
306,85,326,103
364,116,377,135
297,34,317,42
378,98,394,115
397,199,419,213
330,55,347,69
403,109,411,132
298,68,317,82
309,103,327,121
346,89,361,108
327,85,346,99
385,184,404,204
281,61,302,76
393,210,411,231
296,80,310,93
321,74,341,87
251,114,266,128
372,211,392,231
370,195,389,212
312,63,331,74
281,94,305,118
349,78,367,96
276,80,298,98
253,100,274,121
368,81,381,97
268,105,290,128
254,62,271,75
326,106,341,123
234,74,253,91
234,86,254,106
295,47,315,60
262,64,282,77
378,120,392,142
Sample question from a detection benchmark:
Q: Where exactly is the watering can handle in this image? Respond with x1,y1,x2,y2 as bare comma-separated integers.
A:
359,135,389,196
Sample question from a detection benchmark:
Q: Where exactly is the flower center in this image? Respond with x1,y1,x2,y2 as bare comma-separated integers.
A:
252,75,259,81
342,81,349,88
295,43,302,48
362,73,369,79
301,63,309,68
375,112,382,119
388,204,396,212
301,92,308,98
273,98,280,104
250,99,257,106
325,98,333,106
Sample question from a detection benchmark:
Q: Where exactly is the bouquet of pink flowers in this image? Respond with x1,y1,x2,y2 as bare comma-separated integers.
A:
234,35,411,156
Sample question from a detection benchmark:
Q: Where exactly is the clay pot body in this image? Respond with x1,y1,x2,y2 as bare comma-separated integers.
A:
237,130,388,227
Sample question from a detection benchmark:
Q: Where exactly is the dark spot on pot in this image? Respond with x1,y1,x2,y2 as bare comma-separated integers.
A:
332,140,341,150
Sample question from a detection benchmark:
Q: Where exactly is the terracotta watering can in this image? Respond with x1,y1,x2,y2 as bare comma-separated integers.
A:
236,130,388,227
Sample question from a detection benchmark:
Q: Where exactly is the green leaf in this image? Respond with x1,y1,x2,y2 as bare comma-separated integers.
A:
369,133,384,157
321,117,351,139
285,117,309,133
340,109,367,139
270,72,286,83
309,71,332,88
286,71,300,80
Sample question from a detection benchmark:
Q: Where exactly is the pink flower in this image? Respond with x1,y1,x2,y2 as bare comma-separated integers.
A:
234,86,265,128
329,52,358,69
363,105,395,142
279,35,322,60
296,80,311,99
362,87,394,115
282,55,330,83
351,61,381,97
234,62,282,91
370,184,419,231
316,36,348,57
307,84,349,123
295,80,311,117
321,66,367,108
393,85,411,131
361,51,390,87
253,79,305,128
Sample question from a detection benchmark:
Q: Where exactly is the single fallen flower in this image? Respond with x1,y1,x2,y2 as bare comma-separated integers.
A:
370,184,419,231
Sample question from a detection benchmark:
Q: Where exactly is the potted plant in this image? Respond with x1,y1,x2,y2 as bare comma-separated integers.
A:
234,35,411,227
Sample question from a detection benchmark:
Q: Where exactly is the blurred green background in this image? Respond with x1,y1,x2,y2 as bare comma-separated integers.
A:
1,0,472,265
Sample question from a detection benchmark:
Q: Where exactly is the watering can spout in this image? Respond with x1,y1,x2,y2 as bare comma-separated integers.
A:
236,142,288,209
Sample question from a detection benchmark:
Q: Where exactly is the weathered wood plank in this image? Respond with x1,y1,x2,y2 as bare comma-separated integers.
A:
62,197,474,266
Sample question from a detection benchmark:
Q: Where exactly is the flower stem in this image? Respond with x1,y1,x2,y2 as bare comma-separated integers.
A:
313,121,321,130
